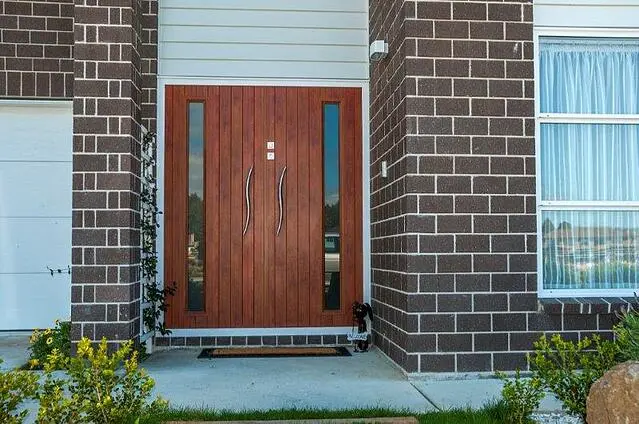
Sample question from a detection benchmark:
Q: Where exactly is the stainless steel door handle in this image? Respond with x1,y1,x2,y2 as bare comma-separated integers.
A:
243,166,254,236
277,166,287,236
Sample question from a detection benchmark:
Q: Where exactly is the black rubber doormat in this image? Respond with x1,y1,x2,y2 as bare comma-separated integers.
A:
197,346,351,359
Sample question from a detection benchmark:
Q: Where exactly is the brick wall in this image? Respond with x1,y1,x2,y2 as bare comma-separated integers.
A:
71,0,148,349
369,0,620,373
369,0,414,370
0,0,73,98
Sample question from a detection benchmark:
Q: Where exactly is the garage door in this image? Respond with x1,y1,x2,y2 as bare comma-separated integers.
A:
0,101,72,330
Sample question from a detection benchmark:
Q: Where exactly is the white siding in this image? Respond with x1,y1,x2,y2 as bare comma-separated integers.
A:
535,0,639,28
159,0,369,80
0,101,72,330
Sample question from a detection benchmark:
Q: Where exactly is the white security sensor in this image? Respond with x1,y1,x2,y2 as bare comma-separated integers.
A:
369,40,389,62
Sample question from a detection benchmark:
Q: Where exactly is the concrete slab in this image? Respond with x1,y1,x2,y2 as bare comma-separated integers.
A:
0,333,30,370
143,347,434,413
410,376,564,412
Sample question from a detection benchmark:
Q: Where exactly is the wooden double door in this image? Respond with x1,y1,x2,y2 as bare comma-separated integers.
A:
165,86,363,329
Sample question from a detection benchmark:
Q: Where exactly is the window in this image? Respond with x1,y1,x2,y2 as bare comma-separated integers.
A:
187,102,205,311
537,36,639,296
323,103,340,310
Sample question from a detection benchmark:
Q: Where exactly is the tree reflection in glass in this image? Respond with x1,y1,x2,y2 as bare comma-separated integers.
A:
324,103,340,310
187,103,205,311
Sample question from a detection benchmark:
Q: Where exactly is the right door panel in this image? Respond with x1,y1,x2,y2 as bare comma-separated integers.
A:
274,87,363,327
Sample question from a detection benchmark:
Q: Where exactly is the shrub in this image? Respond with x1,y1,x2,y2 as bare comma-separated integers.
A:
496,370,545,424
28,320,70,367
0,359,39,424
529,333,617,420
614,300,639,361
36,338,168,424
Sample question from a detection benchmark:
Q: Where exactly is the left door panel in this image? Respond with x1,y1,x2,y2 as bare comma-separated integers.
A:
165,86,262,329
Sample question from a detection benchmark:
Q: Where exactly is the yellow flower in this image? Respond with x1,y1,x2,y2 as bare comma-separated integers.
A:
46,337,53,345
29,359,39,368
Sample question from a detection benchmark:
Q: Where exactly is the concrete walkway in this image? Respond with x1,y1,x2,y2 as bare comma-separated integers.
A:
0,335,564,416
144,347,434,412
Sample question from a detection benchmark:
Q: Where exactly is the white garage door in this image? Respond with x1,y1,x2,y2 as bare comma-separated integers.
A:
0,101,72,330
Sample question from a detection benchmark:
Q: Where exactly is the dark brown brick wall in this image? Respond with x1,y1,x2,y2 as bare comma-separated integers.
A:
156,334,353,348
0,0,73,98
71,0,151,349
369,0,416,371
369,0,619,373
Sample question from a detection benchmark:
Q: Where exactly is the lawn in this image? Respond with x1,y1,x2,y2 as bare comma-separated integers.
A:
138,402,508,424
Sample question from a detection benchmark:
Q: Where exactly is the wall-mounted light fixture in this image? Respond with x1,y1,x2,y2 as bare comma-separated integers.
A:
369,40,389,62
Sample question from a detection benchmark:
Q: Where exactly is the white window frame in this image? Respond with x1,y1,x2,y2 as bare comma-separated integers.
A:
535,28,639,298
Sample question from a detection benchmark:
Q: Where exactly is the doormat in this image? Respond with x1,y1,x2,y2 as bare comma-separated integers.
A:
197,346,351,359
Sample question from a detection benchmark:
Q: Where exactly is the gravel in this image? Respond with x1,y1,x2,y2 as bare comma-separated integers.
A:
532,412,584,424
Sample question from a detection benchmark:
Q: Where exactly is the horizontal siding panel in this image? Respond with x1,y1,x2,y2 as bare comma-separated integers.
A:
160,0,367,12
536,0,639,5
161,43,366,63
0,162,72,217
159,1,368,80
535,4,639,27
160,9,366,29
159,59,367,80
161,26,367,46
0,218,71,273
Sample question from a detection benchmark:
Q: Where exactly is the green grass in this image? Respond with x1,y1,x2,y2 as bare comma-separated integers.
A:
138,401,509,424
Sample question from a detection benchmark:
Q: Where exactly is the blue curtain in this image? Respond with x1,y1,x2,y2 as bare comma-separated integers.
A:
541,124,639,201
540,37,639,114
540,38,639,291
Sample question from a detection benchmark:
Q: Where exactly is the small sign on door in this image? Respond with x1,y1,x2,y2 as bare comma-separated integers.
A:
267,152,275,161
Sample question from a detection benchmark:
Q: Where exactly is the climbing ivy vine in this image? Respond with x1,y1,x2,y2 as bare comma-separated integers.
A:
140,131,175,337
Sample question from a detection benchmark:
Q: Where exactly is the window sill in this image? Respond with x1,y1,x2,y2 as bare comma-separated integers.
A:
539,297,637,315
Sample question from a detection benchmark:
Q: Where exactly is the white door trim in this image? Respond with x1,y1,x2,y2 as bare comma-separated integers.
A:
156,77,371,336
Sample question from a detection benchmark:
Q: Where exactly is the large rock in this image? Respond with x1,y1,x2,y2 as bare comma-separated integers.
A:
586,361,639,424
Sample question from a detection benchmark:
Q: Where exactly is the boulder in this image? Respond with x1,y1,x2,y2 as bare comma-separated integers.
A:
586,361,639,424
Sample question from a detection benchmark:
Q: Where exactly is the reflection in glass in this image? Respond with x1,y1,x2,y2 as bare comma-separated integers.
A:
541,124,639,202
187,102,205,311
542,210,639,290
323,103,340,310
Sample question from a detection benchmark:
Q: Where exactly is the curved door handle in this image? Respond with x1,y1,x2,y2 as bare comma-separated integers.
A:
243,166,254,236
277,166,287,236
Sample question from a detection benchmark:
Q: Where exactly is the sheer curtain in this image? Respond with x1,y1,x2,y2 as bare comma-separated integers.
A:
540,38,639,291
540,38,639,114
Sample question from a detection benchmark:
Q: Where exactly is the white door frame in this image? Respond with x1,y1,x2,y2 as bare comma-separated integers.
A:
156,77,371,336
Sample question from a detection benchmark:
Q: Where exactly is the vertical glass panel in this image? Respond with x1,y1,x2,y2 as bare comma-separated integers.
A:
540,37,639,114
323,103,340,310
542,210,639,290
187,102,205,311
540,123,639,201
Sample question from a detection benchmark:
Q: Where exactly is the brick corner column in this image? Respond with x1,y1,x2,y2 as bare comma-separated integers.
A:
369,0,537,373
71,0,147,350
